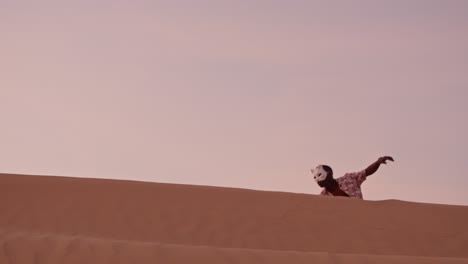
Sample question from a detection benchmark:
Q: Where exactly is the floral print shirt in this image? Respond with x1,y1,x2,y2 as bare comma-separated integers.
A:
320,170,367,199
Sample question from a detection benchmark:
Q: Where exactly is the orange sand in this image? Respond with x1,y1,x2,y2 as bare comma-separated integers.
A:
1,173,467,263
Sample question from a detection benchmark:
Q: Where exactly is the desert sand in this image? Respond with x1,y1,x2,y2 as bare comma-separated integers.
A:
0,173,467,264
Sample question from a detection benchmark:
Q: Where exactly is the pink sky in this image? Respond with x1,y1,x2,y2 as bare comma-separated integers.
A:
1,1,468,205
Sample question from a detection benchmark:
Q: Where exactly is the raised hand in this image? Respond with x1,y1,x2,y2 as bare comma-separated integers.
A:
378,156,394,165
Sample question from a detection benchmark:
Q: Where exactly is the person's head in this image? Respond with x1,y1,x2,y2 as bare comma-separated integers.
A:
311,165,333,187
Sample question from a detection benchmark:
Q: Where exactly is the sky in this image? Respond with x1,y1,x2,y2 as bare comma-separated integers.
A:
1,0,468,205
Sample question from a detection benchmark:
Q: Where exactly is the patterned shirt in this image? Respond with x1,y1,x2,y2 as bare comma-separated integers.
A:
320,170,367,199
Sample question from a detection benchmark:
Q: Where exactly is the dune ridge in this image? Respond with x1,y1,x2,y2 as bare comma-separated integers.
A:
1,173,467,263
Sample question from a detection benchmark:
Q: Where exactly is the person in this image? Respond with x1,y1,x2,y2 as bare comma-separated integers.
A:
311,156,394,199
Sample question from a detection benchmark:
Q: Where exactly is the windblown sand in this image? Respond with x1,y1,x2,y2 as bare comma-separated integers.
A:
0,173,467,263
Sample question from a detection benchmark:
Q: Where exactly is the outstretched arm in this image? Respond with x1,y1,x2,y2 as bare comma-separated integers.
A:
365,156,394,177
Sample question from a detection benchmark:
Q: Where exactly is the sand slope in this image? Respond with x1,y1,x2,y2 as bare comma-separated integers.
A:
0,173,467,263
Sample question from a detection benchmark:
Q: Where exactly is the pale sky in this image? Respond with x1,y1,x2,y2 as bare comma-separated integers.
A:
1,1,468,205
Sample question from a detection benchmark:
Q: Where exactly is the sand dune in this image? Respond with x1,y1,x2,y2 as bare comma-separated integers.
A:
1,173,467,263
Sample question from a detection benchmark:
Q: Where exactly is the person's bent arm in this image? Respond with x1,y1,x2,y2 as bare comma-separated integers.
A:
365,156,394,177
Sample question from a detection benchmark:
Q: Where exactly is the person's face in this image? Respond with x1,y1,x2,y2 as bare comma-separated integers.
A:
317,177,331,187
311,165,332,187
